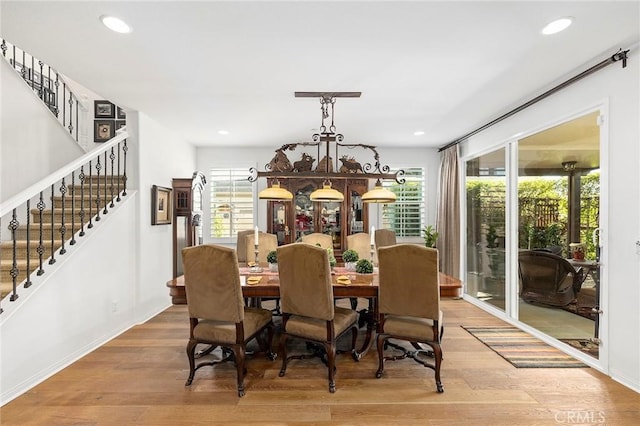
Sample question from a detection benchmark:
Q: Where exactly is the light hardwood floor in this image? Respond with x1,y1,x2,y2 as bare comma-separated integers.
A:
1,299,638,425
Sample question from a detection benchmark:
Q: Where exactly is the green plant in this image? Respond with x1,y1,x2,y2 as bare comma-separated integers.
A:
327,247,337,268
486,224,499,248
355,258,373,274
422,225,439,248
266,250,277,264
342,249,359,263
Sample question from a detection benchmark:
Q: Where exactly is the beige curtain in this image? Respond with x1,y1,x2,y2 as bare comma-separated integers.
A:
436,145,460,278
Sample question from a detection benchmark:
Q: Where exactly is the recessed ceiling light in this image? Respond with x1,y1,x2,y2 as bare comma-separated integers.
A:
414,131,425,136
100,15,132,34
542,17,573,35
218,130,229,135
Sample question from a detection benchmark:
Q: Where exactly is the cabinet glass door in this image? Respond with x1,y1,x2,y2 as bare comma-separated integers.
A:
270,201,288,245
348,190,364,234
294,184,315,241
320,201,341,249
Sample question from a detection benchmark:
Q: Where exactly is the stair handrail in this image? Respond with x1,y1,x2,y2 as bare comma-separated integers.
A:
1,130,129,217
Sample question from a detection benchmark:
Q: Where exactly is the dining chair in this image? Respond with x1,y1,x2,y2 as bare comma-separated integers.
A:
245,232,278,264
277,242,358,393
345,232,374,311
182,244,276,397
235,229,254,263
376,244,444,393
374,228,397,249
300,232,333,249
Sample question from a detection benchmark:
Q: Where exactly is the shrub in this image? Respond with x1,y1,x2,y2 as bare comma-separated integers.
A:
342,249,359,263
266,250,277,264
355,258,373,274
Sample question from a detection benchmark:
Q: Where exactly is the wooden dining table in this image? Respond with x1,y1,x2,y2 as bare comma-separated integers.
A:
166,265,462,359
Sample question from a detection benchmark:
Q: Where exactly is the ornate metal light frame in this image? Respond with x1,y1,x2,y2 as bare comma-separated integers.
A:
249,92,405,201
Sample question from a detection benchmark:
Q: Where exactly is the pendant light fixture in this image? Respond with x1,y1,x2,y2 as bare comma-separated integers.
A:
362,179,397,203
258,179,293,201
310,180,344,202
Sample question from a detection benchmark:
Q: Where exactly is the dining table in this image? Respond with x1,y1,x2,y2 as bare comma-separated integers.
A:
166,265,462,360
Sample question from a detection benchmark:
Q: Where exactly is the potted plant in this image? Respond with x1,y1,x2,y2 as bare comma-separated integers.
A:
422,225,439,248
343,249,359,271
266,250,278,272
327,247,337,270
355,258,373,274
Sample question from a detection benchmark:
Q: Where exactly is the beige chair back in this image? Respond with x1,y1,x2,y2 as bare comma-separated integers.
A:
245,232,278,264
375,228,397,249
277,243,334,321
182,244,244,323
378,244,440,320
301,233,333,249
235,229,254,263
346,232,373,263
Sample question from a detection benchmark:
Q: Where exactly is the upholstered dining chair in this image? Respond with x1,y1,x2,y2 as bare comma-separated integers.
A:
245,232,278,264
374,228,397,249
276,243,358,393
376,244,444,393
345,232,373,310
518,250,584,307
182,244,276,397
300,232,333,249
235,229,254,263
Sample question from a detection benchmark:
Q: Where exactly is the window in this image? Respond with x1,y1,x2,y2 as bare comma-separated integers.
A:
209,168,254,238
381,167,425,237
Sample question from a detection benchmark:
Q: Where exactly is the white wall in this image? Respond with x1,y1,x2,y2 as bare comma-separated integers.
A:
195,145,441,246
1,59,84,202
460,48,640,391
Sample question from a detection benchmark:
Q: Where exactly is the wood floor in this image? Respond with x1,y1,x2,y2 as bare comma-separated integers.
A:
2,299,639,425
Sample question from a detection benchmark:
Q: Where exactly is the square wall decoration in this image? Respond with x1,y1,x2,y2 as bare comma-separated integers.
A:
94,100,115,119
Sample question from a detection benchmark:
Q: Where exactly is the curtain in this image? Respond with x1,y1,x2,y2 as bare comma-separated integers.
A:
436,145,460,278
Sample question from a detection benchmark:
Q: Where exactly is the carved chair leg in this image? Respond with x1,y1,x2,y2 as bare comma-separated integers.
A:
278,333,289,377
432,343,444,393
375,334,387,378
234,344,246,397
326,342,337,393
265,323,277,360
185,339,198,386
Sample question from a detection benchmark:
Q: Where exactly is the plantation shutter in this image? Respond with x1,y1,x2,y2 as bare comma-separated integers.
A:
381,167,425,237
209,168,254,238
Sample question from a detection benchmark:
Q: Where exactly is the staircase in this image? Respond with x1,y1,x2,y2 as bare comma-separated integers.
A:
1,176,126,300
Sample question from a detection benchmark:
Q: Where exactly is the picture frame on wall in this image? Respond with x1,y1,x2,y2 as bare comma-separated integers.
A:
115,120,126,131
94,120,115,142
94,100,115,118
116,106,126,120
152,185,173,225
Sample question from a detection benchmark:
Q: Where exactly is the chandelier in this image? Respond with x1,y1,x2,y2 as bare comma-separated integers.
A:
249,91,405,203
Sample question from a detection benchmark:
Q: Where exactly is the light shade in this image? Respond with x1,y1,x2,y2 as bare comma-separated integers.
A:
542,17,573,35
310,181,344,202
100,15,132,34
362,181,396,203
258,182,293,201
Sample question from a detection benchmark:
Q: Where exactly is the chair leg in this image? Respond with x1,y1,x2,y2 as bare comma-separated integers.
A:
278,333,289,377
265,322,277,360
233,344,246,397
375,334,387,378
432,343,444,393
325,342,337,393
185,339,198,386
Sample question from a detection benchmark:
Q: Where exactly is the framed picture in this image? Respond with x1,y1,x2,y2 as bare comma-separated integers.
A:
94,100,115,118
152,185,173,225
116,106,126,119
94,120,115,142
115,120,126,131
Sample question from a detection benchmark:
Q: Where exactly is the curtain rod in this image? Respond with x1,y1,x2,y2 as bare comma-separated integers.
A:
438,48,630,153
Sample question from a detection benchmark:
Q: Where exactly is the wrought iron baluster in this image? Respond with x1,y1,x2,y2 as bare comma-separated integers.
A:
28,53,32,87
37,191,45,275
38,60,44,99
67,94,74,135
109,147,116,208
70,172,77,245
122,140,128,196
1,39,7,57
8,209,20,301
88,160,94,228
48,184,56,265
103,152,109,215
95,157,102,222
75,98,79,141
79,166,86,237
62,82,66,132
116,142,122,202
58,178,67,255
24,200,32,288
54,74,59,117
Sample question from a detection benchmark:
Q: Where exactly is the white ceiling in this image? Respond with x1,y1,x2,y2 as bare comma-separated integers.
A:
2,1,639,149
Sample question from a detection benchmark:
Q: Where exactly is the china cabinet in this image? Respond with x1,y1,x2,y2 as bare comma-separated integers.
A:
172,171,206,278
266,178,368,259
